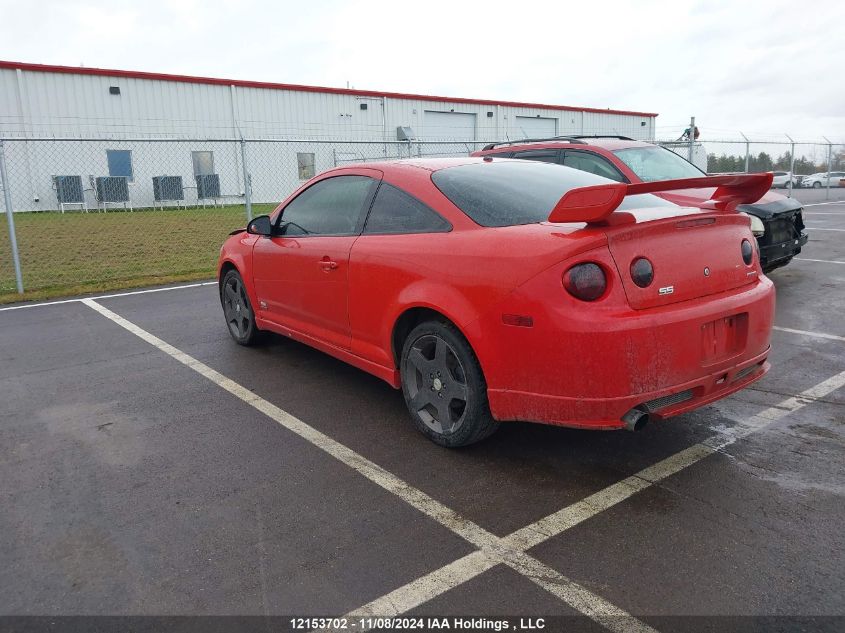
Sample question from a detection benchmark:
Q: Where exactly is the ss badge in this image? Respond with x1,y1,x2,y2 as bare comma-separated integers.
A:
658,286,674,296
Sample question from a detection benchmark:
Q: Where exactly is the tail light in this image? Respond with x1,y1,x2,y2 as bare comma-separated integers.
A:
741,239,753,265
630,257,654,288
562,262,606,301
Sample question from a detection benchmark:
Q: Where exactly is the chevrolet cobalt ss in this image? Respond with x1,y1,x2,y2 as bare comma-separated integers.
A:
218,158,774,447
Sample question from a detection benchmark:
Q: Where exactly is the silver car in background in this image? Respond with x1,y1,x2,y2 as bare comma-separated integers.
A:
802,172,845,188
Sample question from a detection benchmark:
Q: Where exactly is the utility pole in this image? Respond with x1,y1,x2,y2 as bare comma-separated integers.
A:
741,132,750,173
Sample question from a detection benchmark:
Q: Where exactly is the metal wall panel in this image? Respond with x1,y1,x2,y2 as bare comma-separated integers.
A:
0,67,655,142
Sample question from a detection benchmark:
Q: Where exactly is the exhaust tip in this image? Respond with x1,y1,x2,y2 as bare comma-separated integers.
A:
622,408,650,432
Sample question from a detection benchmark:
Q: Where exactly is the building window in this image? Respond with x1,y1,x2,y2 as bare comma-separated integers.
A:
192,151,215,176
297,152,316,180
106,149,133,182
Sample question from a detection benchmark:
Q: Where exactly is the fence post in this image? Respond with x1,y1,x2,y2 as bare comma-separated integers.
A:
741,132,750,172
823,137,833,201
688,116,695,163
0,140,24,295
786,134,795,198
240,138,252,221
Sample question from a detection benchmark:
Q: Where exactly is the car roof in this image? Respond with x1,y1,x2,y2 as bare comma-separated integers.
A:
480,136,654,152
334,156,509,173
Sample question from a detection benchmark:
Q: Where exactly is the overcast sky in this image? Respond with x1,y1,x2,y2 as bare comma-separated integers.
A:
1,0,843,143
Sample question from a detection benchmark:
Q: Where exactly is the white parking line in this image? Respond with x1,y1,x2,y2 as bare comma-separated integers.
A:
81,296,845,629
804,201,845,207
774,326,845,342
81,298,656,633
805,227,845,231
795,257,845,265
357,366,845,624
0,281,217,312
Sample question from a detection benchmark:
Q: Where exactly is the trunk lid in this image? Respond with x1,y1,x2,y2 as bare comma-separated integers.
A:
607,212,757,310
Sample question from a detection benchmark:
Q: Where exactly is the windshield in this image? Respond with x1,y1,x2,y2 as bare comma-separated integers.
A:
431,160,676,227
613,146,705,182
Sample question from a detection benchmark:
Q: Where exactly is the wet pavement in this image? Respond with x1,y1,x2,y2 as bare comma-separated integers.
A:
1,196,843,631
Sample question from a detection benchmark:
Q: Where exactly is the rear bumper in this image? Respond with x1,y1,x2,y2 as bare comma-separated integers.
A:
468,257,775,430
488,348,769,430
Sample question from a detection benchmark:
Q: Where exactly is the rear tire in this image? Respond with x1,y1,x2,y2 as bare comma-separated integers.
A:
220,269,261,346
400,320,499,447
813,181,821,188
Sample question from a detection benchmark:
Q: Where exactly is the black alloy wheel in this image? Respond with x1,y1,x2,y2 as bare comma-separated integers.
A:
400,320,498,447
221,269,260,345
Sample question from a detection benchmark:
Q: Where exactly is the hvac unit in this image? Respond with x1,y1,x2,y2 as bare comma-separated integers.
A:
53,175,87,213
195,174,221,206
152,176,185,209
396,126,415,141
94,176,132,211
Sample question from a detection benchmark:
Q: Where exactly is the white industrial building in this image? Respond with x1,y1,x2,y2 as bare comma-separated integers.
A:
0,60,658,211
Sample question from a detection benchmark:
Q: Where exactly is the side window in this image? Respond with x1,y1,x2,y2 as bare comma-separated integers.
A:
562,151,626,182
512,149,561,164
279,175,375,237
106,149,133,181
364,183,451,235
490,151,513,158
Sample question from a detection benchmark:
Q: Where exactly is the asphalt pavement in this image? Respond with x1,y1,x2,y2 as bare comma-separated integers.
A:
1,195,843,632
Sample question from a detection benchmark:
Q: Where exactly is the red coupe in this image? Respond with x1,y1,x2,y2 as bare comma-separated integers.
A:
218,158,775,447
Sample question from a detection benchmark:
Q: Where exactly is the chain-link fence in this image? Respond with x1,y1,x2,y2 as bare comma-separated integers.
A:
2,134,844,302
650,137,845,181
0,138,490,302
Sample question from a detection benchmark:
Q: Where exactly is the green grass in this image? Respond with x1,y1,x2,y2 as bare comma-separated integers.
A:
0,204,277,304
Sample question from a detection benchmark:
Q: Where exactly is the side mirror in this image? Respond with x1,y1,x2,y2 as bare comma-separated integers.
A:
246,215,272,236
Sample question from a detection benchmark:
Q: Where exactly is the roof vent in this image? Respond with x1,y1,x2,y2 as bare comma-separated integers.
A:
109,86,120,95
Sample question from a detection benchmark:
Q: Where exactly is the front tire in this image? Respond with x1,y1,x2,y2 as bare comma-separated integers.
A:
400,320,499,447
813,181,821,188
220,269,261,346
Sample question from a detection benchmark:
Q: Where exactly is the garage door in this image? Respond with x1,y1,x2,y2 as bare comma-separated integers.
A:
514,116,557,139
422,111,477,141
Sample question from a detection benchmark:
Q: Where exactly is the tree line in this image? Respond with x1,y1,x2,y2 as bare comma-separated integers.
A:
707,150,844,174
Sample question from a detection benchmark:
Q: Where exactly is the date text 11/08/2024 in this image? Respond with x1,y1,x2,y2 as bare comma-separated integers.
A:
288,617,547,630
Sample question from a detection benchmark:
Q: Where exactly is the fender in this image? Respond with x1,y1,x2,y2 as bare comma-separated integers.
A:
217,233,261,313
348,280,485,381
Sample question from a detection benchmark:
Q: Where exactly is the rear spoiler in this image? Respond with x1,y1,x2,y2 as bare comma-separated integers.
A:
548,172,773,224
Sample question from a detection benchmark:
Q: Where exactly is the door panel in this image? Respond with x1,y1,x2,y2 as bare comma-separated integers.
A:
422,111,476,140
513,115,557,138
252,173,380,350
253,235,357,349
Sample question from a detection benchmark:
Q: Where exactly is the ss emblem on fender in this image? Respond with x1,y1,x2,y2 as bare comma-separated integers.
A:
658,286,674,296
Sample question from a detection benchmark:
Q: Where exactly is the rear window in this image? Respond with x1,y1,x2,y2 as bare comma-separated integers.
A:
431,160,674,227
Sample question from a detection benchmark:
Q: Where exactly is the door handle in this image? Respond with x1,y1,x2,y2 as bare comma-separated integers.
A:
319,257,338,271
